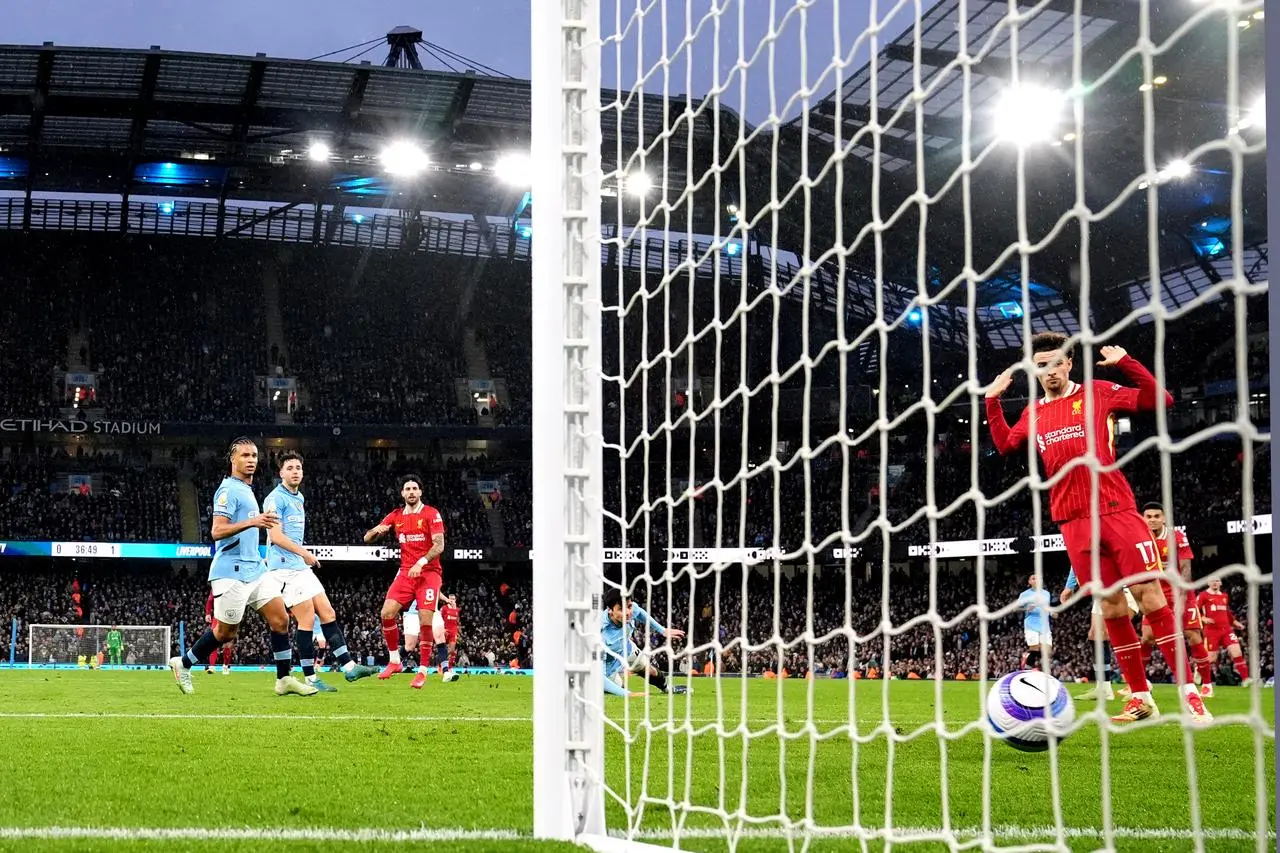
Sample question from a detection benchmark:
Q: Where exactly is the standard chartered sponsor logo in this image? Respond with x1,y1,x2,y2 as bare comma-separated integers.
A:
1041,424,1085,447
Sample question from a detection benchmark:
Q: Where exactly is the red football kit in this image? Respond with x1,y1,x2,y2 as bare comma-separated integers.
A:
986,355,1173,591
1140,526,1201,631
1196,589,1240,649
382,503,446,613
440,603,460,643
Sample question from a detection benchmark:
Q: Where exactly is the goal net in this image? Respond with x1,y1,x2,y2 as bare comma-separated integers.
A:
27,624,172,668
532,0,1271,850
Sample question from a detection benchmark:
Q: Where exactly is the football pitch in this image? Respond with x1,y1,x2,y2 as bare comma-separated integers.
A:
0,671,1272,853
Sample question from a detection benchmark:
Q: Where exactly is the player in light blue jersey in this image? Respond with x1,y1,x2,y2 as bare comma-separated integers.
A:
600,587,688,696
264,451,377,691
1017,575,1053,671
169,437,316,697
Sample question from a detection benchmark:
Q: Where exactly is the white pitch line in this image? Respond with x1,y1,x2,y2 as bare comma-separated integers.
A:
0,712,531,723
0,824,1270,844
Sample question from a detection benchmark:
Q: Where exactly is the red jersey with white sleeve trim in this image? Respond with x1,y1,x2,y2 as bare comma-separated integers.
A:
1196,589,1235,632
1154,526,1194,598
441,603,460,631
380,503,445,575
986,355,1172,523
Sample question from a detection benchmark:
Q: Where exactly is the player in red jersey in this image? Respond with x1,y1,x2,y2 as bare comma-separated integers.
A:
438,593,461,673
986,332,1210,724
1197,578,1252,690
363,474,446,682
1137,503,1215,696
203,591,234,675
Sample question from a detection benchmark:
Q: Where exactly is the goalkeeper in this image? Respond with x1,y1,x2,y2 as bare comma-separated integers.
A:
600,588,688,696
105,626,123,668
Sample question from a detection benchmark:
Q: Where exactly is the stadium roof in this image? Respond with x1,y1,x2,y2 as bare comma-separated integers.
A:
0,42,718,224
777,0,1268,328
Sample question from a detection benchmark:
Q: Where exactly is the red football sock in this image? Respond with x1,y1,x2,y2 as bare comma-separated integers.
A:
208,650,219,667
222,647,234,666
1190,640,1213,686
1105,616,1150,694
1145,605,1195,686
381,618,401,653
1139,643,1152,668
1231,651,1249,681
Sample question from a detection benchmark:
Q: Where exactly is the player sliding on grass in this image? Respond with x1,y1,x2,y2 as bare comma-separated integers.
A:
169,437,315,697
364,474,454,684
601,587,688,697
263,451,378,691
985,333,1210,724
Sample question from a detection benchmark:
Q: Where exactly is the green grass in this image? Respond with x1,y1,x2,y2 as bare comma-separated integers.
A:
0,670,1272,852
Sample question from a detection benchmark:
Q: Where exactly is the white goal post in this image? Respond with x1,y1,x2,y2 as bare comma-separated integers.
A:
27,624,172,668
531,0,1272,850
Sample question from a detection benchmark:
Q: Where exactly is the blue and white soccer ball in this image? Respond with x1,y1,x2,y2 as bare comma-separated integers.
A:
987,670,1076,752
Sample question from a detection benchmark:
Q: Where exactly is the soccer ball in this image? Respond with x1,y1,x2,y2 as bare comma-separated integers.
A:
987,670,1076,752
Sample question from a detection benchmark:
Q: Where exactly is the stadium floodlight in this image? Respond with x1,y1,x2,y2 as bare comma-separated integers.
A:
495,152,532,186
624,170,652,197
307,141,332,162
1158,158,1193,181
992,84,1064,146
380,140,430,177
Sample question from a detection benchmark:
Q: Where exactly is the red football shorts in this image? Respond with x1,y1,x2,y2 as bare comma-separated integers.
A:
1205,628,1240,652
385,571,442,613
1141,581,1204,632
1059,510,1161,593
444,624,459,644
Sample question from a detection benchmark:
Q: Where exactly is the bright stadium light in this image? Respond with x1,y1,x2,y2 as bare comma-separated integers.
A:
992,84,1064,146
625,171,652,197
1159,158,1193,181
307,141,331,162
495,152,532,185
380,140,430,177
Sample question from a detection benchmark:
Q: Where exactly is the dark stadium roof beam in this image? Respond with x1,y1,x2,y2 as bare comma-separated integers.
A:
222,200,304,238
22,46,55,231
803,110,920,165
817,98,962,144
441,70,477,138
122,51,162,232
229,55,268,160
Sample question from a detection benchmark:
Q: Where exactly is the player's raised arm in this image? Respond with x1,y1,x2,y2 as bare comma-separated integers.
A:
363,513,395,543
1096,346,1174,412
983,366,1030,455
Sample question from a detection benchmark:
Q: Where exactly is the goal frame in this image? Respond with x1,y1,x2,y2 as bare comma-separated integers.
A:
530,0,608,845
26,623,172,667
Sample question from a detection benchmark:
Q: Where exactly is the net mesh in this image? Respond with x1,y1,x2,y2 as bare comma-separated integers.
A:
27,624,171,667
576,0,1272,849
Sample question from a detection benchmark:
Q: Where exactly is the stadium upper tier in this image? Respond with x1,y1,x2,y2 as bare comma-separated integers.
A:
0,232,1263,430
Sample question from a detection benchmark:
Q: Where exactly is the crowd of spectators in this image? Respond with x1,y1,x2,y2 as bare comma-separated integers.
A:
79,240,271,422
277,250,476,426
0,450,181,542
0,564,531,673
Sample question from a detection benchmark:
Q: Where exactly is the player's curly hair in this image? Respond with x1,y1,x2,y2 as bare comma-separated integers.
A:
1030,331,1073,359
602,587,623,610
277,450,304,470
400,473,423,491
